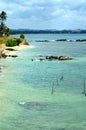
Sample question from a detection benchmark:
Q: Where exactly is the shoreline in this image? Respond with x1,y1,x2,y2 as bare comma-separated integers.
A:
2,44,31,57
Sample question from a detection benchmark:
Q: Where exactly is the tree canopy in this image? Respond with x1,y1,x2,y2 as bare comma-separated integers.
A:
0,11,10,36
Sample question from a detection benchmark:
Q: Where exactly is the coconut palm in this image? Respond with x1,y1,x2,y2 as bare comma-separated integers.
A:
0,11,10,36
0,11,7,23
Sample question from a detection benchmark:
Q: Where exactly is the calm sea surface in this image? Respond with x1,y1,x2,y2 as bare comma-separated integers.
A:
0,34,86,130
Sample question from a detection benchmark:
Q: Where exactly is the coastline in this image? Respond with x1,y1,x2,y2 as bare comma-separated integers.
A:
2,44,31,57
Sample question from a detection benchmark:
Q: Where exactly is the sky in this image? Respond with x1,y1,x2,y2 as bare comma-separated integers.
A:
0,0,86,30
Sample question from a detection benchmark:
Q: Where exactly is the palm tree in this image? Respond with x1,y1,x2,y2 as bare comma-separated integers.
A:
5,27,11,36
0,11,10,36
0,22,5,36
0,11,7,23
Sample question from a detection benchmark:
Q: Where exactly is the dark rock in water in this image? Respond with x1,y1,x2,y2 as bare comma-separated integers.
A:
1,53,7,58
45,55,72,61
11,55,18,58
58,56,72,60
38,55,46,61
0,67,2,72
67,39,74,42
31,59,34,61
19,101,47,110
56,39,67,42
6,48,16,51
35,40,49,42
37,55,72,61
60,76,64,80
7,54,18,58
46,56,58,60
76,39,86,42
39,58,44,61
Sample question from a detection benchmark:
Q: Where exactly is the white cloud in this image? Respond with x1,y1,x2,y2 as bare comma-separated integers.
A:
0,0,86,29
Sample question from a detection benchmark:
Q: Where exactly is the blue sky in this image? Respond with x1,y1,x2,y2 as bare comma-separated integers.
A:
0,0,86,29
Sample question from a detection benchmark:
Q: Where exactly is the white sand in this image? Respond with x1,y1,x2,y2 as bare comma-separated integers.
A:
3,45,32,56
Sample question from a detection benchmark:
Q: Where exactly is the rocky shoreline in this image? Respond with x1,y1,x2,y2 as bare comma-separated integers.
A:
0,39,30,58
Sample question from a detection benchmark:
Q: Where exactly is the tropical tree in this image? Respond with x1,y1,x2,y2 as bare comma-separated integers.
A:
0,11,10,36
0,11,7,23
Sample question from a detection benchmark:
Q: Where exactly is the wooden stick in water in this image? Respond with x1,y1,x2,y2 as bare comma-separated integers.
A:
83,80,86,96
60,76,63,81
83,79,85,94
56,77,59,85
51,82,54,95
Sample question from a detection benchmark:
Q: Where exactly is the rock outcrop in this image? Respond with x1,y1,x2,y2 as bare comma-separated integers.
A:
35,55,73,61
46,56,58,60
0,44,6,58
58,56,72,60
20,39,29,45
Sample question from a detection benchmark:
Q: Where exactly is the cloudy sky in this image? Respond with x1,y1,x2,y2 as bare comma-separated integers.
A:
0,0,86,29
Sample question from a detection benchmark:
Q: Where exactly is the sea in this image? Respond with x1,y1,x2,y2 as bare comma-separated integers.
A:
0,34,86,130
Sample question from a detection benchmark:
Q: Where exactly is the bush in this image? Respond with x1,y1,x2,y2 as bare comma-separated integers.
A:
6,40,17,47
20,34,25,39
6,38,22,47
16,38,22,45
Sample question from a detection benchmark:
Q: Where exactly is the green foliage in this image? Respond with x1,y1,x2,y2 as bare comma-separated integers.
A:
6,38,22,47
20,34,25,39
0,11,10,36
5,27,11,36
0,11,7,22
16,38,22,45
6,40,17,47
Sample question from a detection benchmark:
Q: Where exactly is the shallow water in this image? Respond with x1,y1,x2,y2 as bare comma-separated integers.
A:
0,34,86,130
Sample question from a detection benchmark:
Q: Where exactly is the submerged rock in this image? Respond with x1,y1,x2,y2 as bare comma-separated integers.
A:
19,101,47,110
56,39,67,41
46,56,58,60
4,54,18,58
76,39,86,42
37,55,72,61
35,40,49,42
11,55,18,58
19,101,41,108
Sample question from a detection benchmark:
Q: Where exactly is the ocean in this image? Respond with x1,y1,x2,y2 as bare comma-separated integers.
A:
0,34,86,130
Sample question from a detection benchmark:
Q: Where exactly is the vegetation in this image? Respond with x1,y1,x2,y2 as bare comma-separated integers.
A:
0,11,24,47
0,11,27,48
20,34,25,39
6,38,22,47
6,40,17,47
0,11,10,36
0,36,23,46
11,29,86,34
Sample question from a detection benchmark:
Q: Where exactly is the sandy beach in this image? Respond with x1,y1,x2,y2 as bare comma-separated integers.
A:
2,44,31,57
8,44,30,50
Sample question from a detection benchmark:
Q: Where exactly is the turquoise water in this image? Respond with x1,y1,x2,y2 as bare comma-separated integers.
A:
0,34,86,130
